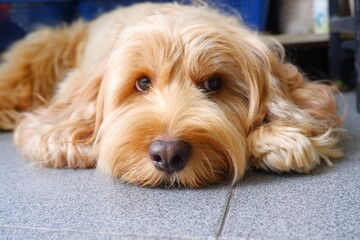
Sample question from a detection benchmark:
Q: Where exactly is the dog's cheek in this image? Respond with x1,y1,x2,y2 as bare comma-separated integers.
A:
174,144,231,187
176,114,247,186
95,105,167,186
97,140,166,187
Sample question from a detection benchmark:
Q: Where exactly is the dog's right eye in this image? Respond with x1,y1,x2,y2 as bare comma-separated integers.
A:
136,76,152,92
202,76,223,93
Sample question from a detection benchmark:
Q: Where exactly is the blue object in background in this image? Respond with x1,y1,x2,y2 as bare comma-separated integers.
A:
0,0,74,50
76,0,121,20
219,0,269,31
76,0,171,20
0,0,269,50
77,0,269,31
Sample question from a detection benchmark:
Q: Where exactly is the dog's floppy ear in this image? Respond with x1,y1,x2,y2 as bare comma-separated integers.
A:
69,65,106,142
232,29,341,132
246,49,344,173
229,29,273,131
274,62,341,128
268,59,342,131
14,65,106,168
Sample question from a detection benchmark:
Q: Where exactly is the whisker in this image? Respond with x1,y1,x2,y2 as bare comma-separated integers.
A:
120,166,137,182
200,151,217,180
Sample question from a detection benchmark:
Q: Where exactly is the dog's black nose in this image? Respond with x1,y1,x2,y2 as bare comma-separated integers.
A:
149,140,192,174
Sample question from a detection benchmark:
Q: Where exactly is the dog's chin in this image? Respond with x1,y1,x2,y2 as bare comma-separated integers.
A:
113,161,230,188
96,88,247,188
97,141,233,188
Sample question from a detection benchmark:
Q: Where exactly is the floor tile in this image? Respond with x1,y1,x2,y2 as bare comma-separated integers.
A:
0,133,229,239
220,92,360,240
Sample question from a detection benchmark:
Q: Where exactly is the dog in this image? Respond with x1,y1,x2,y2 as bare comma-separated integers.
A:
0,2,343,187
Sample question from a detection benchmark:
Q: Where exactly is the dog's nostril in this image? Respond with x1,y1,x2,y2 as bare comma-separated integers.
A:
149,140,192,174
152,154,162,163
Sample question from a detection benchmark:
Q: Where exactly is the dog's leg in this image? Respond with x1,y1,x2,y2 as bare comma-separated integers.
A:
13,69,103,168
0,21,87,130
247,120,342,173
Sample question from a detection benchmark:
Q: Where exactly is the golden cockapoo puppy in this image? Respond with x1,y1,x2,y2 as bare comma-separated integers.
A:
0,2,343,187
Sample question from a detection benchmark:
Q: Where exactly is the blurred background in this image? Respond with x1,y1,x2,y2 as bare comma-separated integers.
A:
0,0,358,94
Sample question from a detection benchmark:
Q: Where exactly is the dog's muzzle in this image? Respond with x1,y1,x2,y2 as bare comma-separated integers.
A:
149,140,192,174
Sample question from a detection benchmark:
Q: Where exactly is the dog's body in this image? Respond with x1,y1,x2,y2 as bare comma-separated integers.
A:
0,2,343,187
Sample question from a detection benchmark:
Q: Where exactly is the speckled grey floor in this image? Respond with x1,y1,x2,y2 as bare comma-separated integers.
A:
0,92,359,240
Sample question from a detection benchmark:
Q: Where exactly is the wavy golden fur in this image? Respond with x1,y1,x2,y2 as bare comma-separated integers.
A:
0,2,343,187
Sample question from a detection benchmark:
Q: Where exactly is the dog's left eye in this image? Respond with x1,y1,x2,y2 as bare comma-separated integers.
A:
202,76,223,93
136,76,152,92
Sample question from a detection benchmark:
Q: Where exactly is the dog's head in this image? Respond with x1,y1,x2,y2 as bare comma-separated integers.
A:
89,6,276,187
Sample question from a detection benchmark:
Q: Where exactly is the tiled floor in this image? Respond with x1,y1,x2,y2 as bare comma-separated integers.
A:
0,92,359,240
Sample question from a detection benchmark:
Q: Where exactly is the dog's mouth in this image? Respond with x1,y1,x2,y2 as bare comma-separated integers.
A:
155,168,229,188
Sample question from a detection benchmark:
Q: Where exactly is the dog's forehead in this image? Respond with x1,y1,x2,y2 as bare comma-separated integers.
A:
138,12,239,49
113,12,242,83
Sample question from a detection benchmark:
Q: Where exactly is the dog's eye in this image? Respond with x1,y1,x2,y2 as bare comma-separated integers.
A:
136,76,152,92
202,76,223,93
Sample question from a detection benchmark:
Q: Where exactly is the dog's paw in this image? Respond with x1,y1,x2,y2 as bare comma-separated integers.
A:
14,113,96,168
247,126,322,173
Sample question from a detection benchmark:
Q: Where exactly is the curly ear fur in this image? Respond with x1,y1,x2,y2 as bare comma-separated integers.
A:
247,55,343,173
278,63,341,128
0,21,87,130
